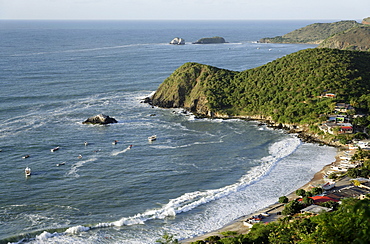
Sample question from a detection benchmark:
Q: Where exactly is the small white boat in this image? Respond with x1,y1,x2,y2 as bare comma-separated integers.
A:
322,181,336,190
56,162,66,166
51,146,60,152
22,155,30,159
148,135,157,141
127,145,133,149
84,141,88,146
25,167,31,176
112,140,118,145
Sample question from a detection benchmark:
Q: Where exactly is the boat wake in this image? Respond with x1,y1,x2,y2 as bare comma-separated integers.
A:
65,158,97,178
111,146,132,156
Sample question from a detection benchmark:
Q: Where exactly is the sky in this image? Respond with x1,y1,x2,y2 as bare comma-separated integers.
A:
0,0,369,20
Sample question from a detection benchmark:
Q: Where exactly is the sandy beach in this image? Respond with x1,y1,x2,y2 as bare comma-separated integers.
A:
182,147,353,243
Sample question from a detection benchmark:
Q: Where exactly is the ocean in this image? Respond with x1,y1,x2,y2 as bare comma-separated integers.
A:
0,20,337,243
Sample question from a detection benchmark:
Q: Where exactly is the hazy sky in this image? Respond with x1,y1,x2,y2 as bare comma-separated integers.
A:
0,0,369,20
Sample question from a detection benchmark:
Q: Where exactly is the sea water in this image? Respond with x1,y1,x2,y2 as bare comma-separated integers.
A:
0,20,337,243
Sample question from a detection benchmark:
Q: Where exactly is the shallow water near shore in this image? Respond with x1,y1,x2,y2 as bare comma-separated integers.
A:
0,20,337,243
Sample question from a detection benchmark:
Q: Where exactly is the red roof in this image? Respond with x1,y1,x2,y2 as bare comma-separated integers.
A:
311,196,339,203
299,196,339,203
341,126,353,130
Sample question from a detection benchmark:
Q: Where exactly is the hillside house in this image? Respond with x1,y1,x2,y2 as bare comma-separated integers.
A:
335,103,354,113
324,93,336,98
319,122,353,135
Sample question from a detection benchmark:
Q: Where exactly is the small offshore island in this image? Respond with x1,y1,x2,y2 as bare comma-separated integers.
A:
151,18,370,244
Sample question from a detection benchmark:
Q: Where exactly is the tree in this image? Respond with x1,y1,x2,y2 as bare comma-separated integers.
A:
310,187,323,196
282,200,303,215
279,196,289,203
303,196,314,205
296,189,306,197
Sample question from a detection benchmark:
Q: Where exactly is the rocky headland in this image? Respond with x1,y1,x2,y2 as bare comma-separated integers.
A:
147,48,370,147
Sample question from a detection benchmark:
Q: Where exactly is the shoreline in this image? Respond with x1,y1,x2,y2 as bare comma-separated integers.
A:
182,146,352,243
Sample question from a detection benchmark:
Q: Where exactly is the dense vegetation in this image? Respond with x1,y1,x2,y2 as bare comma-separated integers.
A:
188,198,370,244
193,36,227,44
259,20,361,44
318,26,370,51
151,48,370,126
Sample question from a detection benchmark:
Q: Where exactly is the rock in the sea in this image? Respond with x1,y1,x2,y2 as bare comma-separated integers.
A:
170,37,185,45
192,36,227,44
83,114,118,125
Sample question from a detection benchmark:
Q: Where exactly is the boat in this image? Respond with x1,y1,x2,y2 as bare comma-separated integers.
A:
22,155,30,159
127,145,133,149
84,141,88,146
148,135,157,141
25,167,31,176
51,146,60,152
56,162,66,166
112,140,118,145
322,181,336,190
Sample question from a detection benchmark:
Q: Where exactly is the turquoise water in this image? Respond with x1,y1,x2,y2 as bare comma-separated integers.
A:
0,20,337,243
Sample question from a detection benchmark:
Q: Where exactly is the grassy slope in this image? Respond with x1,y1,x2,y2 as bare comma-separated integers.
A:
259,20,361,44
318,26,370,51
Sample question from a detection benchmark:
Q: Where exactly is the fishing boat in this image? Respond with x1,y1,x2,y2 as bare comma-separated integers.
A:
25,167,31,176
148,135,157,141
51,146,60,152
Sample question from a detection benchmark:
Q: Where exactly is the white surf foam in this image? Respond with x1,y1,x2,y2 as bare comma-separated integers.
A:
103,136,300,227
29,136,302,243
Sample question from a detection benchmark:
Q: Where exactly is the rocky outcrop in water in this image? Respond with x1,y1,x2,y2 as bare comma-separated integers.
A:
193,36,227,44
83,114,118,125
170,37,185,45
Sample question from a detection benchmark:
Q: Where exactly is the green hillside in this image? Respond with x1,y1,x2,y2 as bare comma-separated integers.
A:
151,49,370,125
318,26,370,51
259,20,361,44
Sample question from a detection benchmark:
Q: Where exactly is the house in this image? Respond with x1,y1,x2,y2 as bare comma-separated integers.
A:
310,196,339,204
319,122,353,135
324,93,336,98
338,124,353,134
328,186,370,200
335,103,354,113
298,196,339,204
300,205,332,214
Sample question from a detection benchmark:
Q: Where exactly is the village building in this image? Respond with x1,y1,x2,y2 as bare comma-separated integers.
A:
300,205,332,214
334,103,355,113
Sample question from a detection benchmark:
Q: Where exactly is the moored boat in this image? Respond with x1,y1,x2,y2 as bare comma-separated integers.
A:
25,167,31,176
51,146,60,152
148,135,157,141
